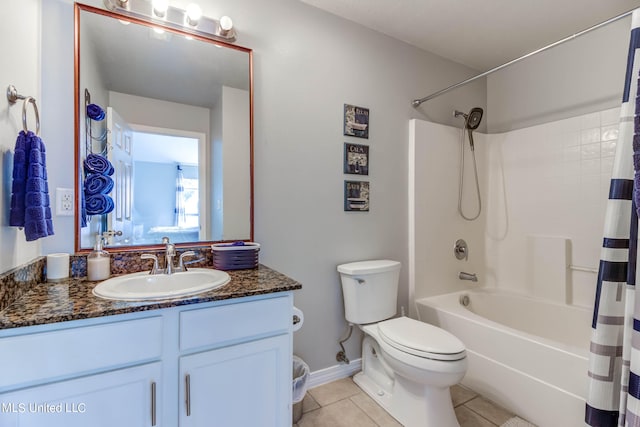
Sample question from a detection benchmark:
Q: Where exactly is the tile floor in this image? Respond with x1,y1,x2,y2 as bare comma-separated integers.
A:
294,377,534,427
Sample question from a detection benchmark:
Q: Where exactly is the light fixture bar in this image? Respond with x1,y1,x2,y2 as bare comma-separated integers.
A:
103,0,236,42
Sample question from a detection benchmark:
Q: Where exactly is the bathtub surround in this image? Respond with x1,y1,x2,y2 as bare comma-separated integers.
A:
409,104,627,426
586,9,640,426
417,290,590,427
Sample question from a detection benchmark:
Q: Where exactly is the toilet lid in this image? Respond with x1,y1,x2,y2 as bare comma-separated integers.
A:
378,317,466,361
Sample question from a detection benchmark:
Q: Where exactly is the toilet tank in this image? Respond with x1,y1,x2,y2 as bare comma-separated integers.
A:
337,260,401,324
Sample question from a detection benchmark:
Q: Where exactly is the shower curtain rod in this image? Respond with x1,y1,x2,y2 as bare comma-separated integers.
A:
412,8,636,107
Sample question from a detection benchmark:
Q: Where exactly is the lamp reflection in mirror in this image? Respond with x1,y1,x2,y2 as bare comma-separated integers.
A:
152,0,168,18
185,4,202,27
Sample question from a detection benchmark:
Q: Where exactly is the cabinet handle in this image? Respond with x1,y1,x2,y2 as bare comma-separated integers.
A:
185,374,191,416
151,381,157,426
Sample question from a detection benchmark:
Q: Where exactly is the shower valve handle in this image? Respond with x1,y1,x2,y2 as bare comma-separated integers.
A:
454,239,468,260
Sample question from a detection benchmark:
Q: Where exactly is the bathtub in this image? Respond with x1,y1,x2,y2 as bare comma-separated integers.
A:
415,289,592,427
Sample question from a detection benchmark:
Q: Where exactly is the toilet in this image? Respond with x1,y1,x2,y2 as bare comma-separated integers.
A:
338,260,466,427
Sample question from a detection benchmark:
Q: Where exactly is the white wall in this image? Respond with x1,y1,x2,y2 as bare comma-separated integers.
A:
34,0,485,372
108,92,211,139
0,0,42,272
487,16,630,133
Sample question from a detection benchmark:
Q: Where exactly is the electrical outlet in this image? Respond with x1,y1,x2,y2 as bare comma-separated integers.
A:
56,188,74,216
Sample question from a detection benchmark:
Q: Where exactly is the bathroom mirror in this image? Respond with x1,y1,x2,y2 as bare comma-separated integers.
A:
74,3,253,251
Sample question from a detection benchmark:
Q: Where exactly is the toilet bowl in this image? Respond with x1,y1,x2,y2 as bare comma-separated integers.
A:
338,260,467,427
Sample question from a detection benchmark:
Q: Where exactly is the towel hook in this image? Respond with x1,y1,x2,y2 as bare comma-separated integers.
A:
7,85,40,135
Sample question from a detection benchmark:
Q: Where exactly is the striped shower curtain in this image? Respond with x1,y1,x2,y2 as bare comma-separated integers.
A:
175,164,186,227
586,9,640,427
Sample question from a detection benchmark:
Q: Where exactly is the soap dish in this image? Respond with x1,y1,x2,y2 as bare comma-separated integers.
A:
211,242,260,270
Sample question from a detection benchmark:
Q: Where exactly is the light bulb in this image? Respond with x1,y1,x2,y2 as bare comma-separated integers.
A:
219,16,233,32
185,3,202,26
152,0,168,18
153,27,165,34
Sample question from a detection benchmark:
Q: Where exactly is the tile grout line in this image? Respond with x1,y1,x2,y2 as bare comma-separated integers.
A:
462,398,501,427
348,394,385,427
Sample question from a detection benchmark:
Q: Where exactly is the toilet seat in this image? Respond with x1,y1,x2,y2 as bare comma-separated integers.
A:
377,317,466,361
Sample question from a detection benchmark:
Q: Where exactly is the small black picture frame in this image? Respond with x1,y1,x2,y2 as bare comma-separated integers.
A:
344,180,370,212
344,143,369,175
343,104,369,139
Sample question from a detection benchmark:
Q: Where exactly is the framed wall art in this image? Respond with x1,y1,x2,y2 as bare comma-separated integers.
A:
344,143,369,175
343,104,369,139
344,180,370,212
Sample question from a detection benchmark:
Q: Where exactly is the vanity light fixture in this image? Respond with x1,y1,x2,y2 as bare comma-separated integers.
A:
218,15,233,37
103,0,237,42
151,0,168,18
185,3,202,27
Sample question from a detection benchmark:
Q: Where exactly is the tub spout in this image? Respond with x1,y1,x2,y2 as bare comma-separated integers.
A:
459,271,478,282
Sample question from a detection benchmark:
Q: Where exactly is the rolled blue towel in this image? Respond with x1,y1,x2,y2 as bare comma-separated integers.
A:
86,194,114,215
84,174,114,195
86,104,106,121
81,194,87,228
84,154,114,176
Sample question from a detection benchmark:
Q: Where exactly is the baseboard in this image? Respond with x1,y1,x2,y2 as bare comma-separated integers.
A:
307,358,362,389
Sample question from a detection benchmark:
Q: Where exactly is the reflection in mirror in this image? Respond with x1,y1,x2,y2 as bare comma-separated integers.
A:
75,4,253,251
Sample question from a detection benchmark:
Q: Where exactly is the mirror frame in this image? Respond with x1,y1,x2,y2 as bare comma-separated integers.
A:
73,3,254,253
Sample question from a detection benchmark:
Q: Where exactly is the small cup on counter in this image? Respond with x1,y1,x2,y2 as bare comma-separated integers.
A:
46,253,70,282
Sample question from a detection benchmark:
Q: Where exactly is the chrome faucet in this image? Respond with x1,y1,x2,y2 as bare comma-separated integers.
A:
140,237,196,275
162,237,176,275
459,271,478,282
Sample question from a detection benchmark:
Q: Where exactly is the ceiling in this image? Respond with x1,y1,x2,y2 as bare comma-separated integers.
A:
299,0,640,71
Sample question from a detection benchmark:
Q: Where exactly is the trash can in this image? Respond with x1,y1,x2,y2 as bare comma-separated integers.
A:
292,355,310,423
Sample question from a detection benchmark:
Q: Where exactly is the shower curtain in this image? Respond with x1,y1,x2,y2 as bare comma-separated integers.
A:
586,9,640,427
175,164,186,227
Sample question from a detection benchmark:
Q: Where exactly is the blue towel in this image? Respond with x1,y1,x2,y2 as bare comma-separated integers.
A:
81,190,87,228
86,194,114,215
86,104,106,121
84,153,114,176
84,174,114,195
9,131,54,241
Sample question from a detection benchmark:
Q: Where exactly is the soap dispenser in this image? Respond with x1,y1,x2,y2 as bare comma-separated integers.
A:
87,233,111,281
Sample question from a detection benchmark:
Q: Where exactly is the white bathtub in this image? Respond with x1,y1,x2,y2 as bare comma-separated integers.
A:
415,289,592,427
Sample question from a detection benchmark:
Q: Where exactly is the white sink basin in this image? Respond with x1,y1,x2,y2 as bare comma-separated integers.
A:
92,268,231,301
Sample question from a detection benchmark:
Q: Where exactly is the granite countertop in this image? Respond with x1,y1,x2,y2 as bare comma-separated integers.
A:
0,265,301,330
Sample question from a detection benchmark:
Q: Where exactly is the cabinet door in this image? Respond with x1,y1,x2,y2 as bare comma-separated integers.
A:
180,334,291,427
0,362,161,427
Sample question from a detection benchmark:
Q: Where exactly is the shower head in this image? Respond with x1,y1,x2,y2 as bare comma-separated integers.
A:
466,107,483,130
454,107,484,152
454,107,484,130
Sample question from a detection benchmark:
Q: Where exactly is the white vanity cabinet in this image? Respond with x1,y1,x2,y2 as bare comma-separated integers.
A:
0,292,294,427
178,297,292,426
0,362,161,427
